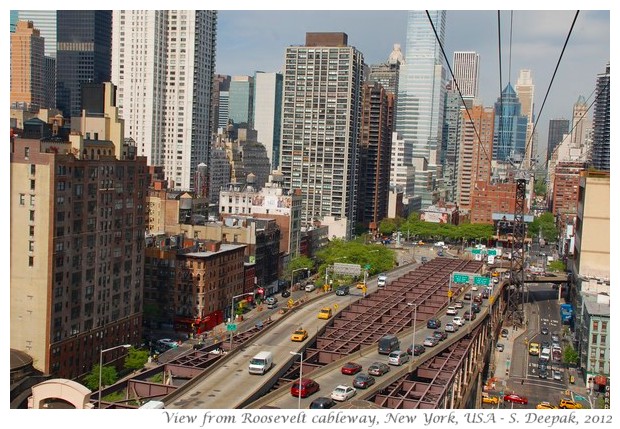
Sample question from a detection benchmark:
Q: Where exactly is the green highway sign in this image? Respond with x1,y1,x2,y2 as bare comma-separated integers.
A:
453,273,470,283
471,249,482,254
488,249,497,256
226,324,237,331
474,276,490,286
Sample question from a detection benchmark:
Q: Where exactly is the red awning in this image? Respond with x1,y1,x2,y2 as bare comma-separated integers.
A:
595,375,608,385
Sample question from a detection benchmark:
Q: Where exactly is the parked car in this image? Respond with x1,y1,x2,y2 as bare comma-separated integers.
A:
352,373,376,389
503,394,528,405
367,362,390,376
445,322,458,333
291,378,320,398
446,306,458,316
423,336,439,347
290,328,308,342
341,361,363,375
330,385,356,402
305,283,317,292
407,344,426,356
427,318,441,329
281,289,291,298
309,397,336,409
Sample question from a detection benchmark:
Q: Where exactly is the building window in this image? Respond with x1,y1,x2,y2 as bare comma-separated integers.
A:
592,333,598,344
601,321,607,332
19,194,25,205
29,225,34,236
600,335,606,345
30,179,35,191
25,147,30,158
593,320,599,331
30,195,35,206
28,256,34,267
30,164,36,175
29,241,34,252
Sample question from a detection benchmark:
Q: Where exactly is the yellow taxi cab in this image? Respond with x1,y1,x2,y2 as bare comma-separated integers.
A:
318,307,333,319
290,328,308,342
356,282,366,289
492,271,499,277
481,392,499,405
418,240,425,246
536,401,558,409
559,398,583,409
529,341,540,356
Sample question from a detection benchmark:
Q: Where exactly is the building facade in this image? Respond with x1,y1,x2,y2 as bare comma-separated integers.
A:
111,10,217,191
546,118,570,164
590,63,610,171
493,83,528,162
452,51,479,99
280,32,364,238
10,20,47,110
253,71,283,170
229,75,254,128
469,181,517,224
16,10,57,58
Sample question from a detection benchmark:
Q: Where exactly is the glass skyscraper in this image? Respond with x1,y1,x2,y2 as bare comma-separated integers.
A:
395,10,447,207
493,83,528,162
591,63,610,171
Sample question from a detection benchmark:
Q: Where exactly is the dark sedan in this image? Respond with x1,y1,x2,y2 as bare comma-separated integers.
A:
407,344,426,356
367,362,390,376
352,373,376,389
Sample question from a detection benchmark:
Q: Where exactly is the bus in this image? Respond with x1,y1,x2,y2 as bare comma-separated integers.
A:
560,303,573,324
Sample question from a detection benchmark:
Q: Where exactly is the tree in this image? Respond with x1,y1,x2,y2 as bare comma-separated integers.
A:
528,212,558,242
82,364,119,391
563,344,579,366
547,260,566,272
124,347,149,372
534,176,547,197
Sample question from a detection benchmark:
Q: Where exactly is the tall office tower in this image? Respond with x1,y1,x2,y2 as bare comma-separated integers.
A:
10,10,18,32
208,143,232,205
280,32,364,238
442,83,463,202
368,44,403,96
515,69,535,166
10,115,147,380
546,118,570,164
493,83,528,162
395,10,447,207
10,21,46,110
56,11,112,119
570,95,590,147
112,10,218,191
590,63,610,171
253,71,283,170
17,10,57,57
452,51,479,99
357,82,393,231
212,74,231,133
456,105,494,210
229,75,254,128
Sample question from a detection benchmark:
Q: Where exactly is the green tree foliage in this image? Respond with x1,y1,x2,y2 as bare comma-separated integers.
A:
380,213,494,243
285,255,314,280
82,364,119,391
124,347,149,372
534,176,547,196
315,239,395,279
528,212,558,242
562,344,579,366
547,260,566,272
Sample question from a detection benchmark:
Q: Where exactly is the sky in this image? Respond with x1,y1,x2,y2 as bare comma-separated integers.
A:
215,7,611,163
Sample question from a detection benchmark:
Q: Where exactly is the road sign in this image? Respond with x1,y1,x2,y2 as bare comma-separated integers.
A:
364,264,371,270
333,262,362,276
472,249,482,255
453,273,470,283
226,324,237,331
474,276,490,286
448,290,454,298
488,249,497,256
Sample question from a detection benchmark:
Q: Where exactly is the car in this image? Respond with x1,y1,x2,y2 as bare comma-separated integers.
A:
290,328,309,342
423,336,439,347
309,397,336,409
352,373,376,389
559,398,583,409
539,368,549,379
473,294,483,304
471,285,478,291
553,370,563,381
463,311,476,321
453,316,464,327
418,241,425,246
493,277,500,284
434,241,445,247
355,282,366,289
407,344,426,356
496,343,505,352
157,338,179,350
503,394,528,405
541,341,551,349
341,361,363,375
335,285,349,296
552,341,561,349
481,289,490,299
265,296,278,305
538,362,548,373
482,392,499,405
454,300,464,309
552,347,562,362
500,328,509,338
367,362,390,376
541,326,550,335
529,342,540,356
445,322,458,333
471,303,481,313
433,330,448,341
437,250,444,256
464,292,472,301
427,318,441,329
281,289,291,298
420,256,428,263
318,307,333,319
330,385,356,402
291,378,320,398
388,350,410,365
551,333,560,343
536,401,558,410
305,283,317,292
446,306,458,316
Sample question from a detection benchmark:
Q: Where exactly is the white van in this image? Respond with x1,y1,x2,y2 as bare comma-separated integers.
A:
305,283,316,292
377,274,387,287
248,351,273,375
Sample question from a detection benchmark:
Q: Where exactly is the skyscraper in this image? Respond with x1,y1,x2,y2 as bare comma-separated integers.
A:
280,32,364,238
10,21,46,110
590,63,610,171
515,69,536,166
253,71,283,170
229,75,254,128
56,11,112,119
16,10,57,58
493,83,528,162
111,10,218,191
570,95,590,147
452,51,479,99
395,10,447,207
546,118,570,164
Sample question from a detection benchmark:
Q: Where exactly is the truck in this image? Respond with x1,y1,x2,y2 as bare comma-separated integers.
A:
377,273,387,287
560,303,573,325
248,351,273,375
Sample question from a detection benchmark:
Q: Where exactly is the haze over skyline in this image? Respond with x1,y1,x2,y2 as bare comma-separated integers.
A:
216,8,610,164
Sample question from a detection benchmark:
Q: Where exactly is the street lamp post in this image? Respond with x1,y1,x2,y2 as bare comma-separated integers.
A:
290,351,303,409
230,292,254,350
407,302,417,356
98,344,131,408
